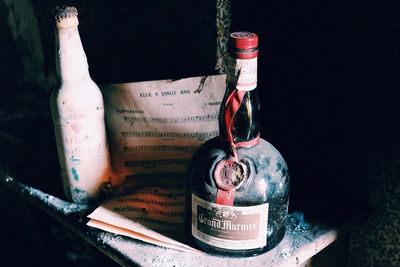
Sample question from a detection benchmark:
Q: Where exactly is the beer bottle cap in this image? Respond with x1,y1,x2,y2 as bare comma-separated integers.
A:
54,6,78,22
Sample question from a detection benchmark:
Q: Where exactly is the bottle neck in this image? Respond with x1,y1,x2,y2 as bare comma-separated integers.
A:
55,19,90,84
219,55,260,145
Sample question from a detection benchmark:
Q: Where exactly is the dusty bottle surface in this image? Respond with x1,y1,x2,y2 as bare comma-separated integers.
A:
50,6,112,203
187,32,290,256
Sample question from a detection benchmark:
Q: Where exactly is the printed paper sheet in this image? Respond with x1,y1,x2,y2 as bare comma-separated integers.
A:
90,75,226,251
101,75,226,188
87,186,201,253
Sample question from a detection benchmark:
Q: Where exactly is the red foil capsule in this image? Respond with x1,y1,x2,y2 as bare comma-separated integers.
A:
229,32,258,59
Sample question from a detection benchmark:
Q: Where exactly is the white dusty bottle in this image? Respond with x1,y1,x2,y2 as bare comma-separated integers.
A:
50,6,112,203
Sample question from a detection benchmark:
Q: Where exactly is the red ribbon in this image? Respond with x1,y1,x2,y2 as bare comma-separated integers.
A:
224,89,247,159
215,89,260,206
216,190,236,206
224,89,260,160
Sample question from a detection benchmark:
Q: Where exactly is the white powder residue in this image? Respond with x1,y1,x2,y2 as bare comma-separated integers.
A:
150,256,185,267
2,176,339,267
3,176,89,215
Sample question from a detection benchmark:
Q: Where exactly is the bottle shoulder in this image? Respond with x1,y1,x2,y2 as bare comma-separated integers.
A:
50,77,104,111
193,137,286,164
53,78,101,97
189,137,290,205
190,137,289,180
57,76,98,89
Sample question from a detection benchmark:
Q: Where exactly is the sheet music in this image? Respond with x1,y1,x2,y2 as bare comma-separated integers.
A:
101,75,226,187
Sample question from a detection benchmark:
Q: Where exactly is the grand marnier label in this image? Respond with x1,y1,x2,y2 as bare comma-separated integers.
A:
192,194,268,250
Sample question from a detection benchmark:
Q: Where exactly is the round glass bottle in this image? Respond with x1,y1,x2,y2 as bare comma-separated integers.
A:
187,32,290,256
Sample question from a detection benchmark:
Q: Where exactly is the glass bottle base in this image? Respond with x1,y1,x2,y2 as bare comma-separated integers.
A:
192,226,286,257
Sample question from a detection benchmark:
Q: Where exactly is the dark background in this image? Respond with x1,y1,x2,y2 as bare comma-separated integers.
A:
1,0,399,266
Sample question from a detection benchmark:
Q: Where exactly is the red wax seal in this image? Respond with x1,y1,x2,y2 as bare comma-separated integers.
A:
214,158,246,191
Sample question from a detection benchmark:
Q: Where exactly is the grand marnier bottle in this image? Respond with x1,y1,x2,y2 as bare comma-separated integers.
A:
187,32,290,256
50,7,112,203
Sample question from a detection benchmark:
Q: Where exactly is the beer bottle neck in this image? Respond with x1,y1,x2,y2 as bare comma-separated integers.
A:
55,18,90,84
